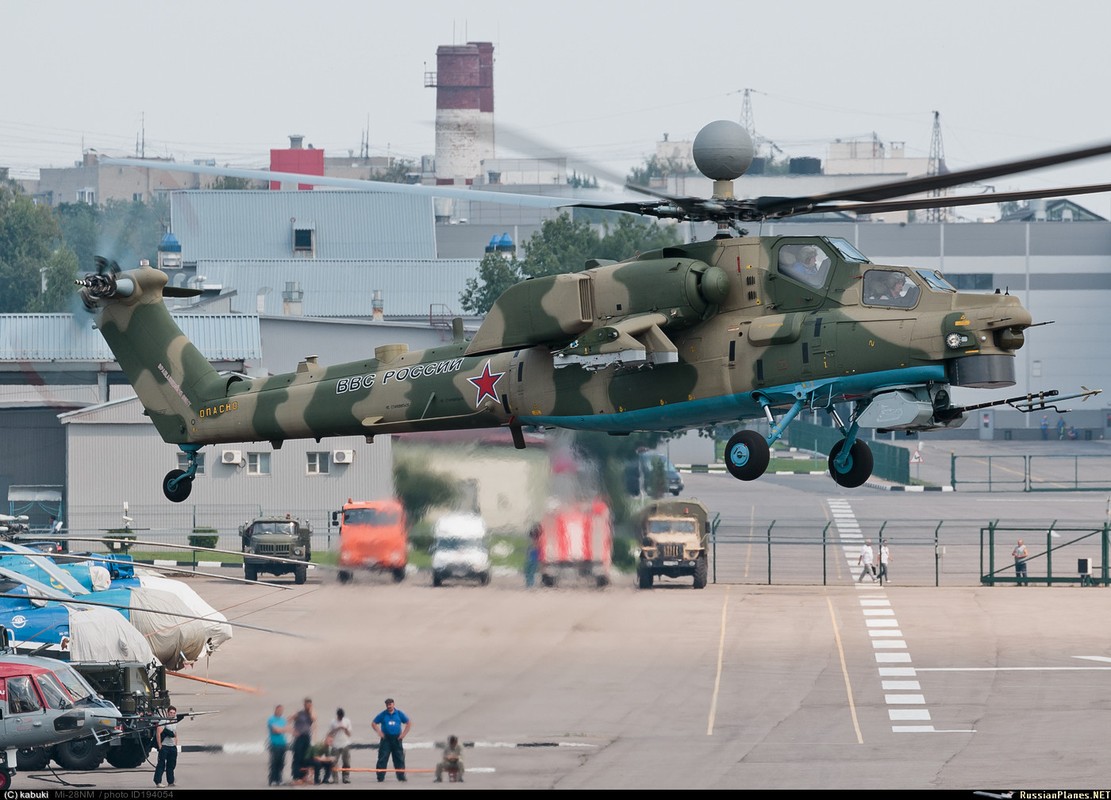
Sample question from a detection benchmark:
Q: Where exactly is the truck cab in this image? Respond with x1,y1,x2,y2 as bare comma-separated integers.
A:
430,513,490,587
238,514,313,584
636,498,712,589
335,499,408,583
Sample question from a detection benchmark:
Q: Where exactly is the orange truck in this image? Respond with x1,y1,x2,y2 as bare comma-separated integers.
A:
334,498,409,583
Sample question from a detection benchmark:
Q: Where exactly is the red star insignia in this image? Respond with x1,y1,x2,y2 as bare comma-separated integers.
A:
468,360,504,406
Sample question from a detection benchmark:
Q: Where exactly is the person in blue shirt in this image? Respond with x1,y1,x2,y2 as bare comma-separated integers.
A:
267,704,289,787
371,697,412,782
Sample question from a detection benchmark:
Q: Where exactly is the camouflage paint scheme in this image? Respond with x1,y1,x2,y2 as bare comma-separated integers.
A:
79,233,1034,497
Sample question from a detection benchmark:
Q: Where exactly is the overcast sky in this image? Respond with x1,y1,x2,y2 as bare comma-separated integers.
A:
4,0,1111,216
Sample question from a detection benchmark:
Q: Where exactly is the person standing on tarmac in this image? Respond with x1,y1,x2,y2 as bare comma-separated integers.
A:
153,705,179,787
372,697,412,782
267,704,289,787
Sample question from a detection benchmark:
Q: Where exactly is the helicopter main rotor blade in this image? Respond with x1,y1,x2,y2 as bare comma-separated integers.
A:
756,139,1111,215
101,158,578,209
797,181,1111,218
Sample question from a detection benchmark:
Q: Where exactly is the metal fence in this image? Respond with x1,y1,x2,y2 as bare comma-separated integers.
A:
57,503,344,557
707,518,1111,588
951,454,1111,492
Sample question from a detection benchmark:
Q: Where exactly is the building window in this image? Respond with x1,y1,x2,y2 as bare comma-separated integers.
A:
132,193,143,203
176,453,206,475
307,452,330,475
292,227,315,256
247,452,271,475
76,188,95,204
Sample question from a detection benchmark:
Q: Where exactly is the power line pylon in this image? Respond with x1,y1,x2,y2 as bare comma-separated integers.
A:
926,110,948,223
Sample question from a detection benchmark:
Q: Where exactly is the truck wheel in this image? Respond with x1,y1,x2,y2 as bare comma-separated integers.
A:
432,572,443,587
392,567,406,583
54,737,106,771
338,570,352,584
479,572,490,586
0,768,10,791
638,569,653,590
105,735,151,769
693,557,708,589
294,564,308,585
244,564,258,582
595,574,609,589
540,574,555,588
17,746,50,771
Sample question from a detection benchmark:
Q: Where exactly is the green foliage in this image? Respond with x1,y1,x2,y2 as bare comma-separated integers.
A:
645,459,667,499
569,431,662,525
210,176,259,190
518,213,680,280
369,159,418,183
627,154,693,186
188,528,220,549
0,185,78,312
105,529,136,553
393,462,459,524
55,197,167,275
460,253,523,315
568,171,598,189
459,214,679,315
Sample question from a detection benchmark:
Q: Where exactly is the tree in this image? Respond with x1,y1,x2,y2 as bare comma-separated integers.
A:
627,154,693,187
393,461,459,524
0,185,77,313
55,197,168,275
517,214,604,279
210,176,259,191
371,159,419,184
460,253,523,315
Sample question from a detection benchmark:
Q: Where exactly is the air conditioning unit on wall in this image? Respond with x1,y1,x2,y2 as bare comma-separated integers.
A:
333,449,354,464
221,449,243,465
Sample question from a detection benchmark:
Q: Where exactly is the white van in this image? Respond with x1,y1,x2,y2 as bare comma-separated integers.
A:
431,513,491,587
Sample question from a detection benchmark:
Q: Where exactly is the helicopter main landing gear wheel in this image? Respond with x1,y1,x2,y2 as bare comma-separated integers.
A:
725,430,770,481
828,439,874,488
162,469,193,502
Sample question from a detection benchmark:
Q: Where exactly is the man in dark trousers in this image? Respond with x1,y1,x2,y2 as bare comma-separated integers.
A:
372,697,412,782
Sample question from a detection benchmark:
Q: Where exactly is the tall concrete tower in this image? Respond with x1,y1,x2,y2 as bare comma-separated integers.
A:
429,42,494,185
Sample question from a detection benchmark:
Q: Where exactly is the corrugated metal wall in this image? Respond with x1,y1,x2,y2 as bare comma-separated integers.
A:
64,407,393,551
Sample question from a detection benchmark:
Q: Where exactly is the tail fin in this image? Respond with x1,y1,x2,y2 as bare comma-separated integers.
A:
77,264,230,444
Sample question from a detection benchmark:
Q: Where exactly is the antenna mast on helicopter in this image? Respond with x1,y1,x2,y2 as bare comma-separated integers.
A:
926,110,949,223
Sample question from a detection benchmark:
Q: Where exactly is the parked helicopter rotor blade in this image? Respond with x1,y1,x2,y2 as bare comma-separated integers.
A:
0,591,304,638
0,546,294,590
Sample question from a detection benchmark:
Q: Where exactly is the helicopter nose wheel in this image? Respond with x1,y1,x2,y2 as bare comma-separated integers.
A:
828,439,874,488
724,429,770,481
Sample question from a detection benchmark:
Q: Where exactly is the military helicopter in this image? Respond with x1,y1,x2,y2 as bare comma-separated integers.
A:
87,121,1108,502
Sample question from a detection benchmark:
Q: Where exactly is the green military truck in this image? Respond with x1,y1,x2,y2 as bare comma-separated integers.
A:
635,498,713,590
239,513,313,584
17,660,172,771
